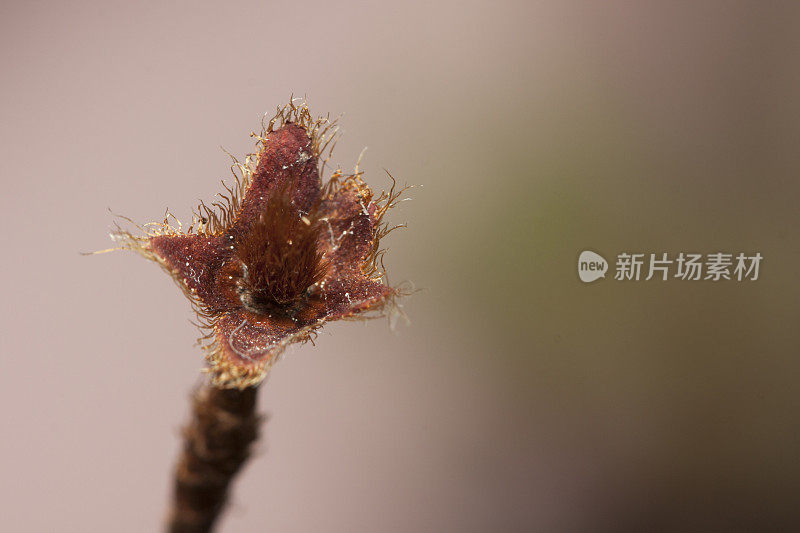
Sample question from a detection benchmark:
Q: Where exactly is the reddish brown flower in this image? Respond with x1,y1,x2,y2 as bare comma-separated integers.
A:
112,100,404,388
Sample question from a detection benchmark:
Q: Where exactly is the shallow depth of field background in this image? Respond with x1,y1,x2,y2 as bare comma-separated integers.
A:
1,1,799,531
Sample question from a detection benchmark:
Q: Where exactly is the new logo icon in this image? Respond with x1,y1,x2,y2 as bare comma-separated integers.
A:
578,250,608,283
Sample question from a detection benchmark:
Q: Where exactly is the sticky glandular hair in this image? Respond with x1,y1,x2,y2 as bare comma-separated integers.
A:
235,183,328,314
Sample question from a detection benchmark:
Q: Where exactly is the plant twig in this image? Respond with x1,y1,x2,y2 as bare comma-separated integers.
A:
167,384,262,533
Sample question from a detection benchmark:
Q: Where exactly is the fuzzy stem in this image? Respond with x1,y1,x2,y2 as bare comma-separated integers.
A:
167,384,262,533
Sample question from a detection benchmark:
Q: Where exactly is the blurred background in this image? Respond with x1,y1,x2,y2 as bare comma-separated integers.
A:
1,1,799,531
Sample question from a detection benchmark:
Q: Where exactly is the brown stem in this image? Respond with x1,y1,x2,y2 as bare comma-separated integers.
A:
167,384,262,533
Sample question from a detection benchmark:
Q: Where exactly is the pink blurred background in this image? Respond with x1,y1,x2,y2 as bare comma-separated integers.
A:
2,1,799,531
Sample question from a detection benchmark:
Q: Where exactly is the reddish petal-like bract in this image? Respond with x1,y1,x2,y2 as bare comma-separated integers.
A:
112,100,402,388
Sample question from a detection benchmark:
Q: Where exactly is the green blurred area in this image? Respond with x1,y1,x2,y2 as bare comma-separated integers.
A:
375,5,800,526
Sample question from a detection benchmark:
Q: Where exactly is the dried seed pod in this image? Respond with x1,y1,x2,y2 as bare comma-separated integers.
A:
111,98,405,388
